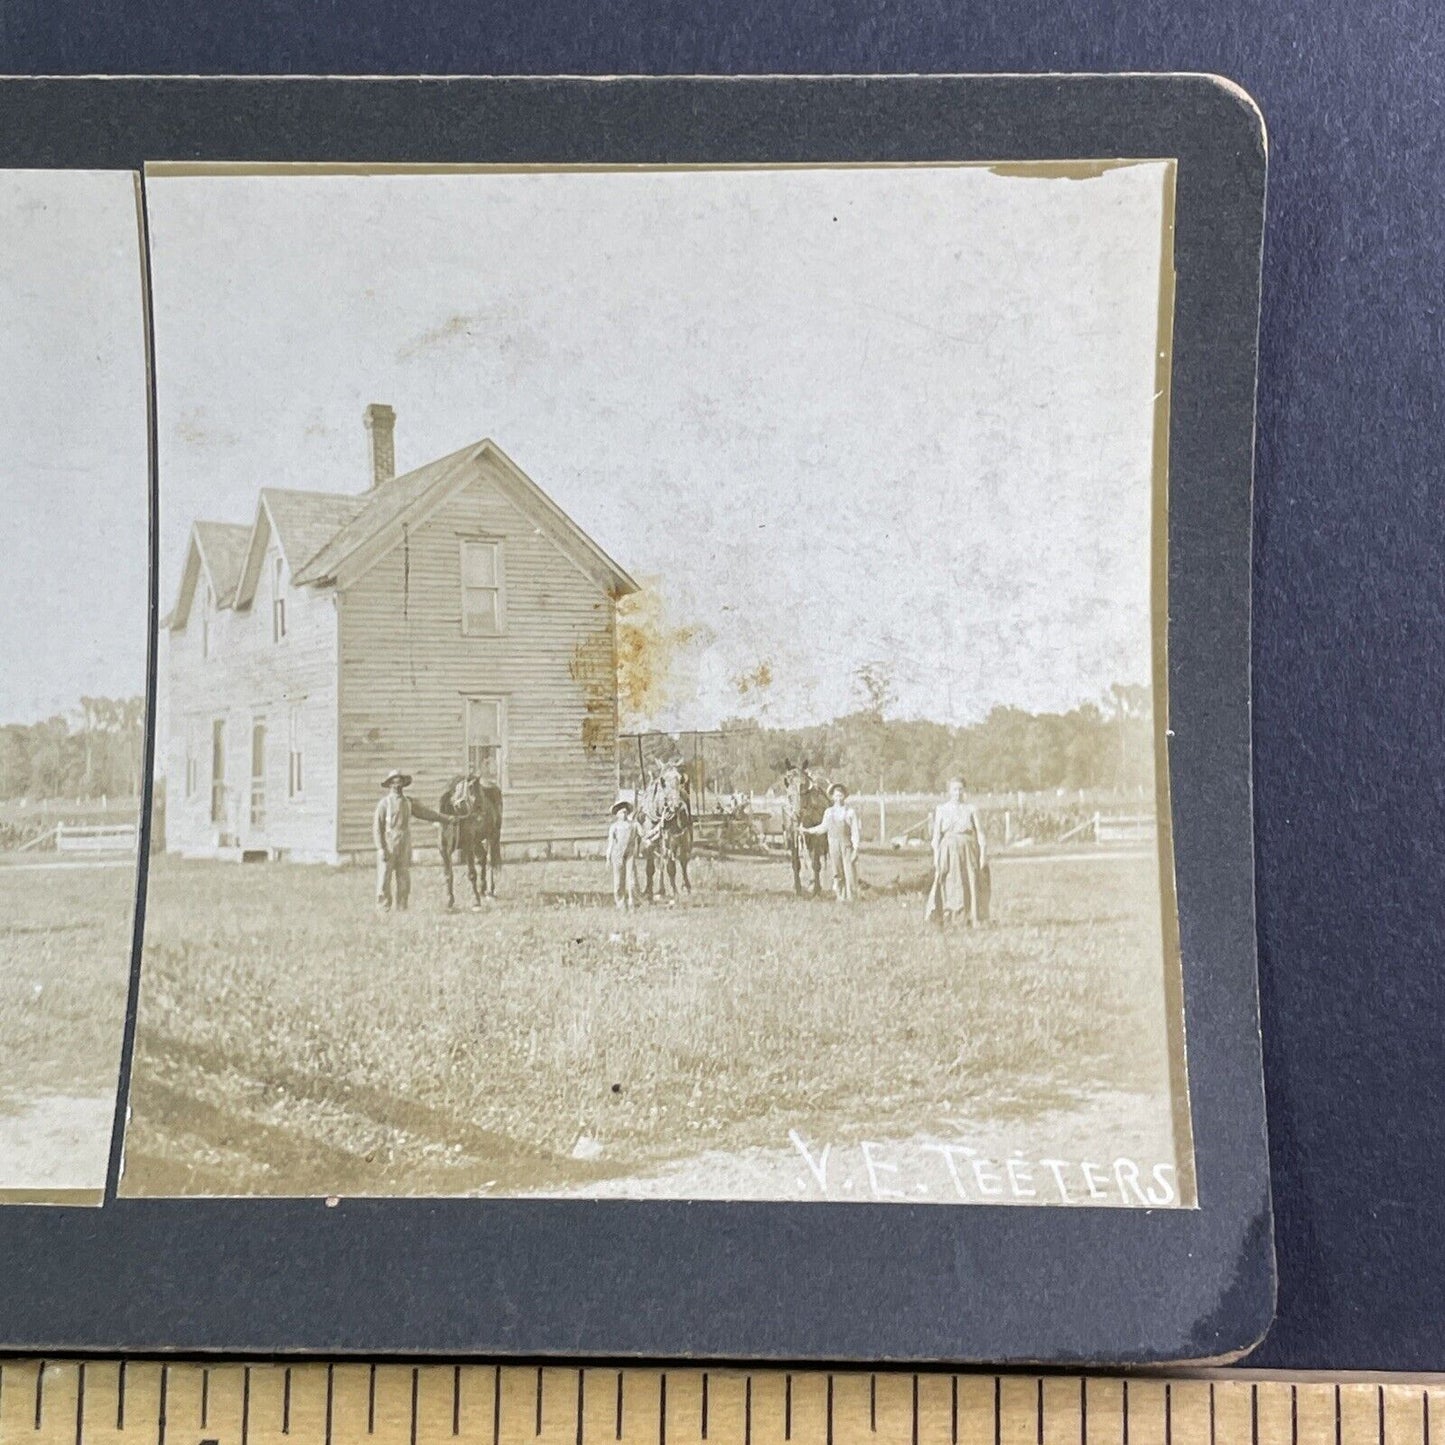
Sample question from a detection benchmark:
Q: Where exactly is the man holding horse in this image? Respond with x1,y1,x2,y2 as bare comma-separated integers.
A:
374,769,444,912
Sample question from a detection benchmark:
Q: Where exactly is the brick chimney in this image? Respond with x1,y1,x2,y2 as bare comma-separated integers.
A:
363,403,396,489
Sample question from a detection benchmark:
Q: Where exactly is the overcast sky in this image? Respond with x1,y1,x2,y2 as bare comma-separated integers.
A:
145,162,1168,731
0,171,149,725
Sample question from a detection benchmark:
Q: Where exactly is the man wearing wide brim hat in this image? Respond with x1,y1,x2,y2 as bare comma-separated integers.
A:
373,768,442,912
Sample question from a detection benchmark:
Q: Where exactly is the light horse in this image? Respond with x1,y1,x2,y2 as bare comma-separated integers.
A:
437,773,503,909
639,760,694,902
781,761,829,897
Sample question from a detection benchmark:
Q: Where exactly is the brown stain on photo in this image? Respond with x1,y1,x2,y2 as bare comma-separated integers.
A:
613,587,702,726
569,621,617,754
733,660,774,698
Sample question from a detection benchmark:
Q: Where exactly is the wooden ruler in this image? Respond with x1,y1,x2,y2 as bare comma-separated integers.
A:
0,1364,1439,1445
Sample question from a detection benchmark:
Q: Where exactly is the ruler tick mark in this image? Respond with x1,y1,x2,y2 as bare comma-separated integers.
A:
1290,1386,1297,1445
494,1367,502,1445
994,1376,1002,1445
201,1370,210,1430
1378,1386,1385,1445
537,1367,545,1436
157,1365,168,1445
75,1362,87,1445
786,1375,793,1442
1336,1387,1342,1445
745,1378,752,1445
575,1370,585,1445
614,1372,623,1443
1080,1378,1087,1445
1036,1379,1043,1445
369,1365,377,1435
1425,1390,1432,1445
702,1373,710,1441
118,1359,128,1431
913,1375,920,1445
871,1376,878,1433
411,1368,421,1445
1251,1384,1258,1445
325,1365,334,1445
454,1366,462,1438
1209,1384,1217,1445
826,1376,833,1445
284,1367,293,1435
659,1374,667,1445
1123,1379,1129,1445
952,1377,959,1445
34,1361,44,1430
241,1367,252,1445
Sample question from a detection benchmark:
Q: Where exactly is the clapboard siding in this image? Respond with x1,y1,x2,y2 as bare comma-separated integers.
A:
166,542,340,860
335,468,621,854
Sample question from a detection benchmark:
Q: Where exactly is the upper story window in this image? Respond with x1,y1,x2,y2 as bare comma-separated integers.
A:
460,539,504,636
271,553,287,642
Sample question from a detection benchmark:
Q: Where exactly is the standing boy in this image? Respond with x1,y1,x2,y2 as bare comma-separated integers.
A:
606,796,643,911
803,782,862,901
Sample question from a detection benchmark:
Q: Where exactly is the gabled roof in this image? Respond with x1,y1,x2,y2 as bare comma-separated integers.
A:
292,445,476,586
168,521,251,630
293,438,639,598
170,434,638,632
233,488,369,609
194,522,251,602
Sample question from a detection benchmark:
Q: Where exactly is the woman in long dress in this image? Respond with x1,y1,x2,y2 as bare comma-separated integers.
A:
927,776,987,926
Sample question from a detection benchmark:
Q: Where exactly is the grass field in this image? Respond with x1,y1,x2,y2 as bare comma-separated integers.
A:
0,864,135,1106
121,847,1185,1201
0,862,135,1192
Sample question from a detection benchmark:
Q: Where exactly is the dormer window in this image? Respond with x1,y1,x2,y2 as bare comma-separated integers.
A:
271,554,287,642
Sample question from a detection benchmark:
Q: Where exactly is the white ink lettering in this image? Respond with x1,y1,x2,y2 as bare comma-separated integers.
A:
1146,1163,1177,1207
1113,1157,1152,1207
969,1155,1005,1197
860,1141,905,1199
1080,1161,1110,1201
1041,1158,1072,1203
788,1129,830,1192
921,1142,971,1200
1006,1155,1036,1198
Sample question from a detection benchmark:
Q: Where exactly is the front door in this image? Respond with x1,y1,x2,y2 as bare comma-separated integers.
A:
250,718,266,831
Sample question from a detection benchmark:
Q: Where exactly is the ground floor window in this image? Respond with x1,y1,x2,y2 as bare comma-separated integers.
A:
465,695,508,787
288,705,304,799
184,719,199,799
210,717,226,824
250,716,267,829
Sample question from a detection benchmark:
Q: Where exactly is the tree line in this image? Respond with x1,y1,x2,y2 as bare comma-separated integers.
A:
707,681,1155,797
0,697,146,801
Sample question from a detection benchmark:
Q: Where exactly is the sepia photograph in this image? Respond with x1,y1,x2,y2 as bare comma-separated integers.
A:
121,160,1191,1205
0,169,149,1203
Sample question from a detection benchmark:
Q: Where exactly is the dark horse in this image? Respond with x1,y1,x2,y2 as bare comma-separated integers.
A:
437,773,503,909
781,762,829,897
638,761,693,902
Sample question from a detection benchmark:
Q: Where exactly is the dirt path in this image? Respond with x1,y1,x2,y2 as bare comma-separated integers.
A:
0,1092,114,1192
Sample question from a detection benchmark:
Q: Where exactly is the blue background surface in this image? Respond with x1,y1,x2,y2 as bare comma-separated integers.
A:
2,0,1442,1371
